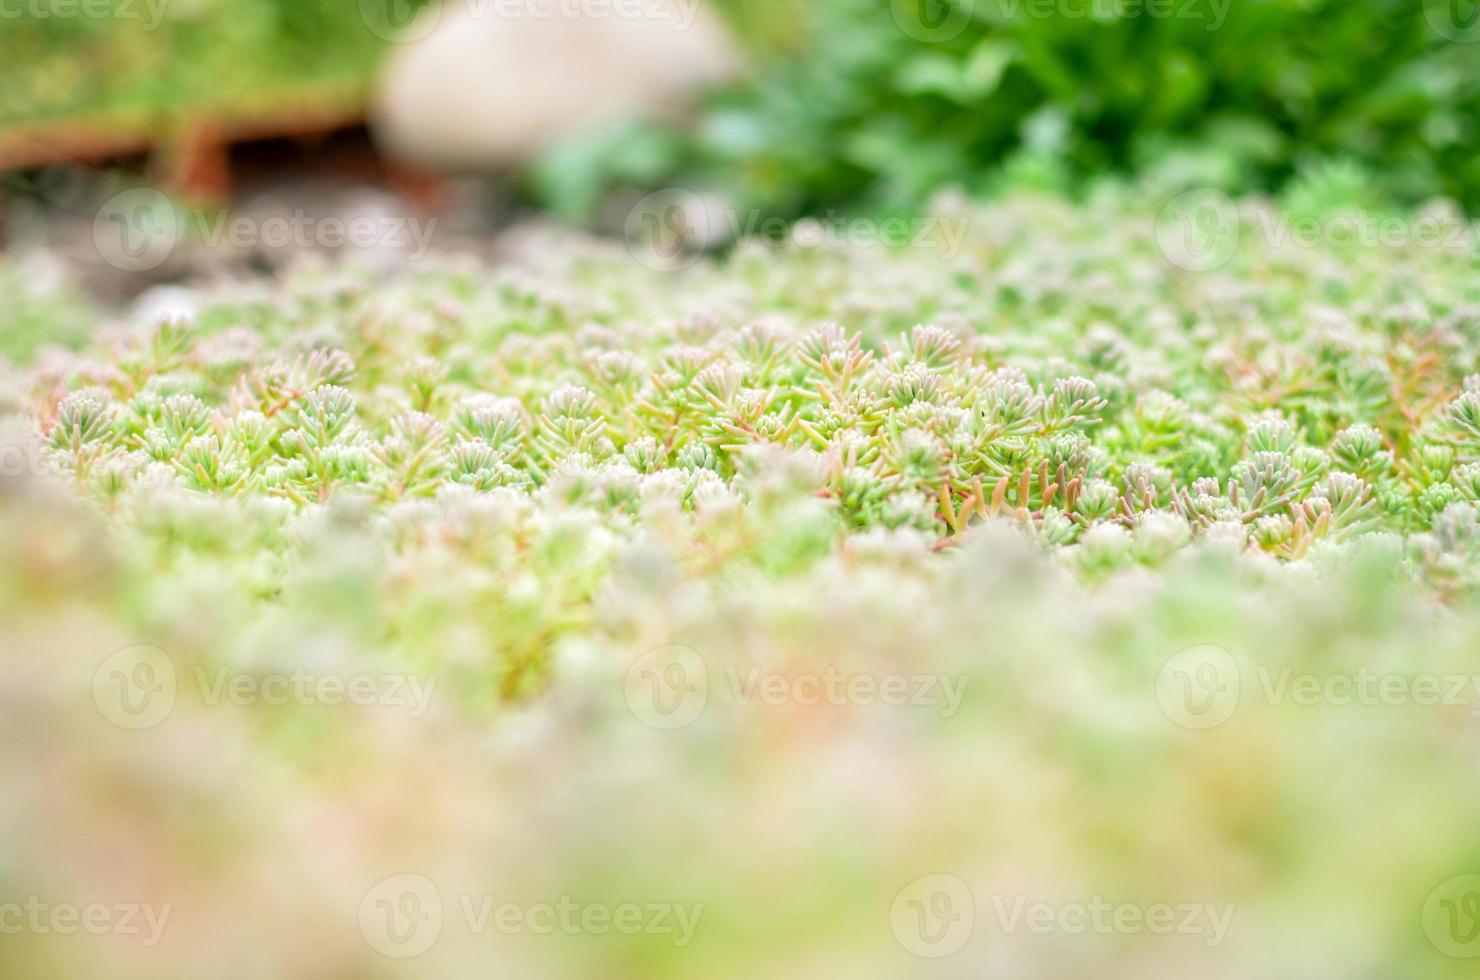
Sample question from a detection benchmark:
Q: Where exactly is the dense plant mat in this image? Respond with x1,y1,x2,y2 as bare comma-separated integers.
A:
4,194,1480,976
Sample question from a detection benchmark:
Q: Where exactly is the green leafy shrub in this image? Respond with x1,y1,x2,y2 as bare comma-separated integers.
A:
537,0,1480,218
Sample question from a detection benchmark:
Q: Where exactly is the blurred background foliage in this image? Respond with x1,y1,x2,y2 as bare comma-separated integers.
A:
2,0,1478,218
0,0,405,125
0,258,96,360
535,0,1480,219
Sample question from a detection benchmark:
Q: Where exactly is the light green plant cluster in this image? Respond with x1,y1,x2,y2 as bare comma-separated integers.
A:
16,193,1480,589
5,194,1480,978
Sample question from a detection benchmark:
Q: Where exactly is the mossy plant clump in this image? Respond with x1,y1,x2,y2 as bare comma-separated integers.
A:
4,193,1480,978
19,193,1480,577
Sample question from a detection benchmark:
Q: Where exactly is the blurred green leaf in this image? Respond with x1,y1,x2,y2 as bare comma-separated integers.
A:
538,0,1480,219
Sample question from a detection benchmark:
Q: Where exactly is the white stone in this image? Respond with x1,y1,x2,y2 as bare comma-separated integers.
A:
372,0,740,171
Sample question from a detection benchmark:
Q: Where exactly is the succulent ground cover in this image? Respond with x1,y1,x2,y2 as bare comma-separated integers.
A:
23,192,1480,575
5,193,1480,977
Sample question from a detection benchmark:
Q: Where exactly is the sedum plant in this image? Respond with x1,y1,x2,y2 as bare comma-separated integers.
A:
3,192,1480,978
14,190,1480,579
